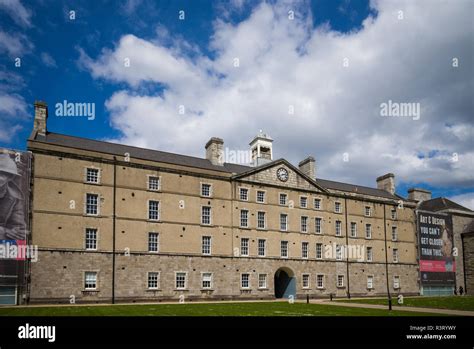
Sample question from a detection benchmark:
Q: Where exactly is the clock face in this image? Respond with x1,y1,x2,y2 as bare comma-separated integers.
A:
277,168,289,182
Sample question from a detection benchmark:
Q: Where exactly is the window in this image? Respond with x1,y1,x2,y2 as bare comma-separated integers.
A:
314,198,321,210
148,200,159,221
202,273,212,289
281,241,288,258
201,206,211,225
302,274,310,289
86,168,99,183
336,245,342,260
240,238,249,256
365,206,371,217
365,224,372,239
337,275,344,288
256,190,265,203
316,243,323,259
148,176,160,191
85,228,97,250
391,209,397,220
393,276,400,289
86,193,99,215
302,242,309,259
279,193,287,206
239,188,249,201
301,216,308,233
175,272,187,289
300,196,308,208
350,222,357,237
366,247,373,262
257,211,266,229
315,217,322,234
201,183,211,197
280,214,288,231
202,236,211,255
148,232,159,252
367,276,374,289
335,202,342,213
391,226,398,241
241,273,250,289
148,272,159,289
258,239,266,257
84,272,97,290
335,220,342,236
393,248,399,263
258,274,267,289
240,209,249,228
316,274,324,289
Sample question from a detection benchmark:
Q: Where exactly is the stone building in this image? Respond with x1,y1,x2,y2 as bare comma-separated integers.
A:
27,101,420,303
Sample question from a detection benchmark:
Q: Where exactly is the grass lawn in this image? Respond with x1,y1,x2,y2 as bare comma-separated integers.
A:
0,301,442,316
336,296,474,311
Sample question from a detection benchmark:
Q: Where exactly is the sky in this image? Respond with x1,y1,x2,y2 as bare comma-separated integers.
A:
0,0,473,208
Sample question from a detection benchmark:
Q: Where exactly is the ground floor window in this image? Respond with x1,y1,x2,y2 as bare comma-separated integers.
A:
316,274,324,289
148,272,159,289
241,273,250,289
302,274,310,289
202,273,212,289
258,274,267,289
176,272,187,289
84,271,97,290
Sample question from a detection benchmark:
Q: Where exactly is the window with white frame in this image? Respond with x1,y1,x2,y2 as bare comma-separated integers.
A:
86,193,99,215
316,274,324,289
201,183,211,197
365,224,372,239
148,176,160,191
391,209,397,220
241,273,250,289
202,273,212,289
280,213,288,231
366,247,373,262
367,275,374,289
316,243,323,259
302,242,309,259
201,206,211,225
315,217,322,234
279,193,287,206
84,271,97,290
256,190,265,203
202,236,211,255
314,198,321,210
257,211,266,229
365,206,371,217
281,241,288,258
258,274,267,289
240,238,249,256
240,209,249,228
175,272,187,289
393,248,399,263
148,200,159,221
350,222,357,237
302,274,310,289
336,245,343,260
148,232,159,252
393,276,400,289
258,239,266,257
335,220,342,236
335,202,342,213
239,188,249,201
301,216,308,233
300,196,308,208
86,168,100,184
391,226,398,241
85,228,97,250
148,272,159,289
337,275,344,288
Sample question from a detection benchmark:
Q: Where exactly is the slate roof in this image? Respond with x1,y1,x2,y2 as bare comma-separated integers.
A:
315,178,399,200
418,197,473,213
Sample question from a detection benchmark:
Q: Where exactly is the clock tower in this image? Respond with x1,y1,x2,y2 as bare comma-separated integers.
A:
249,131,273,167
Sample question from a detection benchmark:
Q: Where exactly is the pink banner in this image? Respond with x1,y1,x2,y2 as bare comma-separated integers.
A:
420,259,456,272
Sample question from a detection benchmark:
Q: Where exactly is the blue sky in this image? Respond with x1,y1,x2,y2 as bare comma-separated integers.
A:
0,0,473,208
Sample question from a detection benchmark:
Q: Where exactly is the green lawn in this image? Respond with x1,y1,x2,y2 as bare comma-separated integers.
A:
336,296,474,311
0,301,442,316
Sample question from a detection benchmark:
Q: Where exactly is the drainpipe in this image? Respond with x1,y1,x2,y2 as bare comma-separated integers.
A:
344,196,350,299
383,203,392,310
112,156,117,304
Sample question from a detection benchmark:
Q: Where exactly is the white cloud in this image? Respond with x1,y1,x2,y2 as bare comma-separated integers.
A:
40,52,57,68
0,94,28,142
0,30,33,57
79,0,474,192
0,0,32,27
448,192,474,211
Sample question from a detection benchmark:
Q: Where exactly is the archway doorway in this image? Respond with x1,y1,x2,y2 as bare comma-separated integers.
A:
274,267,296,299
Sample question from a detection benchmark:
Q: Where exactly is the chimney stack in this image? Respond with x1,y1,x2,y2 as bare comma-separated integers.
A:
299,156,316,180
205,137,224,166
376,173,395,195
407,188,432,202
34,100,48,136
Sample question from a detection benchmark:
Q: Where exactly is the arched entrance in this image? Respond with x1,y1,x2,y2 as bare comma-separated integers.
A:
274,267,296,299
